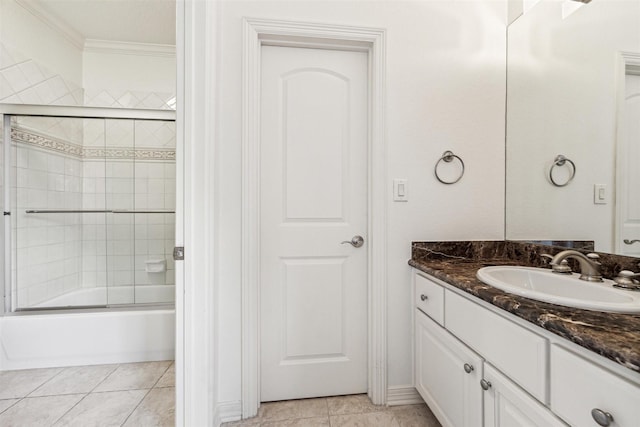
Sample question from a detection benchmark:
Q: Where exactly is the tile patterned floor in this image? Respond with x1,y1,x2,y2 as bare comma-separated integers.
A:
0,360,174,427
1,362,440,427
222,394,442,427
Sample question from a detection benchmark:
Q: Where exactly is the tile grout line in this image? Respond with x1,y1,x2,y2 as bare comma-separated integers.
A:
0,398,22,416
118,387,153,427
25,367,65,398
87,363,121,393
49,363,121,426
49,392,90,426
118,361,173,427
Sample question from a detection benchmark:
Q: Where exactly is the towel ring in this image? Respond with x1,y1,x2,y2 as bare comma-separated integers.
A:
434,150,465,185
549,155,576,187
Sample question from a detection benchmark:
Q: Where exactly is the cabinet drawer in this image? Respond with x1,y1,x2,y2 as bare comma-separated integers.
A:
445,290,548,403
551,344,640,427
415,273,445,326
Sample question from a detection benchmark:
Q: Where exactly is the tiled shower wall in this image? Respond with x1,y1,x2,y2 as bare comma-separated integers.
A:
81,119,176,301
11,118,175,308
12,122,84,307
0,42,83,106
1,40,176,308
0,41,174,110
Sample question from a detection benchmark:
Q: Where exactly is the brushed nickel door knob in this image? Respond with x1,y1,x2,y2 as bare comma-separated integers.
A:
341,235,364,248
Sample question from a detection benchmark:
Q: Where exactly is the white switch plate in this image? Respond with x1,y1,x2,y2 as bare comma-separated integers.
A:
594,184,607,205
393,179,408,202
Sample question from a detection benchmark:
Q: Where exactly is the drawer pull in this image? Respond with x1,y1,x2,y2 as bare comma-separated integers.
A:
480,379,492,391
591,409,614,426
463,363,474,374
420,294,428,301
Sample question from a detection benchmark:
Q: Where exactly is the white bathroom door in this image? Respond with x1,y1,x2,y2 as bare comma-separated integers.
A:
259,45,369,402
618,73,640,255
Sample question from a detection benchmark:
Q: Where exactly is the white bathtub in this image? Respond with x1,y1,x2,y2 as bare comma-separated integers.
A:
0,294,175,370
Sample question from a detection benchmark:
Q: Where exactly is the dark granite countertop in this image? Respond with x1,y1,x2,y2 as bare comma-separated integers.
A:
409,241,640,374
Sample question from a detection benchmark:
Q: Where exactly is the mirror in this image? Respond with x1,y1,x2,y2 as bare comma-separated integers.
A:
505,0,640,256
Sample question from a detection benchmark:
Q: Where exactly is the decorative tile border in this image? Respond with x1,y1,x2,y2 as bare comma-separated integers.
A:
11,126,175,161
11,127,83,157
81,147,175,160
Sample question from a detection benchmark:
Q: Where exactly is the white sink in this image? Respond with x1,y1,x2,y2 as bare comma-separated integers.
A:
476,266,640,313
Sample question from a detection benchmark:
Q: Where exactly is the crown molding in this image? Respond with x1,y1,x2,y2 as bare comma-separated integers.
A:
13,0,176,58
84,39,176,58
14,0,85,50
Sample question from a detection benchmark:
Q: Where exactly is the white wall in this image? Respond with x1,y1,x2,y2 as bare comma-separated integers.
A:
82,50,176,107
0,0,176,109
506,0,640,252
214,0,506,406
0,0,83,86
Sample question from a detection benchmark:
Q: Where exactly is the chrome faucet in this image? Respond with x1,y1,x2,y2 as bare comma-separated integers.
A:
550,250,603,282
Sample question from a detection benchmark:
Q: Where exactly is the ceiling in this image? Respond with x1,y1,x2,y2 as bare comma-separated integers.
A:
35,0,176,45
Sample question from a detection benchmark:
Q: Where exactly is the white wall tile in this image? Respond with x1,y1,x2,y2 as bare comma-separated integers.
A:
29,151,48,171
2,64,31,93
17,87,43,104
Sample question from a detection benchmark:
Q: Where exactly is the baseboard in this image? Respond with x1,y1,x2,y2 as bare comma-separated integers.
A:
213,400,242,427
386,386,424,406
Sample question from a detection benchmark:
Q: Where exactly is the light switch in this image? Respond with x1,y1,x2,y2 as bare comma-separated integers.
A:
393,179,408,202
594,184,607,205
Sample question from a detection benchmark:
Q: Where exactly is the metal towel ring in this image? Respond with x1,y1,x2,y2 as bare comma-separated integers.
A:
434,151,465,184
549,154,576,187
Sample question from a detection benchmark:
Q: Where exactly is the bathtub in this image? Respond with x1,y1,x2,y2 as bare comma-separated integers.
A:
0,288,175,370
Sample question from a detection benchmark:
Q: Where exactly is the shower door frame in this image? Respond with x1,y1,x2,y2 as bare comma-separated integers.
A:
0,104,176,314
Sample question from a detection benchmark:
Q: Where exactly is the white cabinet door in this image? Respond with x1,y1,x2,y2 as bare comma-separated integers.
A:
415,310,483,427
483,364,567,427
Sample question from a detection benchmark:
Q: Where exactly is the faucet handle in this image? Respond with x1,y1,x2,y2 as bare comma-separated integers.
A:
613,270,640,290
587,253,601,264
540,254,553,263
549,258,572,274
618,270,638,278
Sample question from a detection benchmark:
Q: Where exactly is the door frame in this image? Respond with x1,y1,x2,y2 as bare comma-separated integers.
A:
241,18,387,418
614,51,640,253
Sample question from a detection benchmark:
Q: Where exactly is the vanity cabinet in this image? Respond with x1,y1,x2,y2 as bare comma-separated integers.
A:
415,307,483,427
413,271,570,427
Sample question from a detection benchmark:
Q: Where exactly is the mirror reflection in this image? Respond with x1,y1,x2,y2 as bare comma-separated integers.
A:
506,0,640,256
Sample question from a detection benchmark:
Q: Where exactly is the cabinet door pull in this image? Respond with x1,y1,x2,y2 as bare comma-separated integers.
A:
463,363,474,373
480,379,492,391
591,409,614,426
420,294,428,301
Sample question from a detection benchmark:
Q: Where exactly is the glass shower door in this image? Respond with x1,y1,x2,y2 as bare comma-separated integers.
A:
131,119,176,305
11,116,108,309
103,118,176,306
104,119,135,305
6,113,175,310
